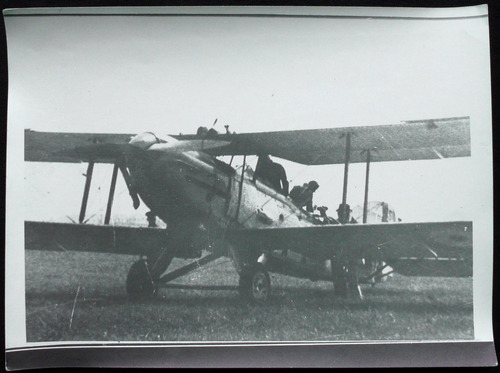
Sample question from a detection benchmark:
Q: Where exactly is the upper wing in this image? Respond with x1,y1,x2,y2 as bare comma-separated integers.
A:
25,130,135,163
25,221,167,255
26,116,469,165
25,130,228,163
228,221,472,277
175,117,470,165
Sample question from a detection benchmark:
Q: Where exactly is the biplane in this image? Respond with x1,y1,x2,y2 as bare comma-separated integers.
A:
24,116,473,302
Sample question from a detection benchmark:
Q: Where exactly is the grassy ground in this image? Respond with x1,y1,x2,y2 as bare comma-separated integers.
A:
25,250,473,342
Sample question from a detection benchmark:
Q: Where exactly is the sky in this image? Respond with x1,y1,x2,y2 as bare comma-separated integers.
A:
5,8,492,224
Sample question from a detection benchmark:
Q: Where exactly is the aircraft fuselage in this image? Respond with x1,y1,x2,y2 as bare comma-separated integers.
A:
126,141,318,263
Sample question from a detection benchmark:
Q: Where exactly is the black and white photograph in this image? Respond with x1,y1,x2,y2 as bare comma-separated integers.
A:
4,4,495,368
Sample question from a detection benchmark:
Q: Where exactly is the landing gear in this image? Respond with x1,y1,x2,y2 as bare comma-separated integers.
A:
239,263,271,303
331,258,363,299
126,259,157,301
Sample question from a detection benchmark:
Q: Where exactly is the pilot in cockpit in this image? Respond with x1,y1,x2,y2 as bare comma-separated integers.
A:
253,154,289,196
289,180,319,213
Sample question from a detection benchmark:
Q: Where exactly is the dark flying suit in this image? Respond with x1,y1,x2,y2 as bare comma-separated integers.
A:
255,156,289,196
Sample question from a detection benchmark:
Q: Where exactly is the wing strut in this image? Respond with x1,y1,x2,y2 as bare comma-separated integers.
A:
79,162,95,223
235,155,246,221
362,149,372,223
118,164,140,209
338,133,351,224
104,163,119,224
76,161,139,225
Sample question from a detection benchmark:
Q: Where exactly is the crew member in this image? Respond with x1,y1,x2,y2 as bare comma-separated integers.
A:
289,180,319,213
196,126,218,138
146,211,157,228
317,206,338,224
254,154,289,196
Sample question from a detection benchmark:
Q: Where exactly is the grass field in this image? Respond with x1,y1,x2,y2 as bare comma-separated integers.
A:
25,250,473,342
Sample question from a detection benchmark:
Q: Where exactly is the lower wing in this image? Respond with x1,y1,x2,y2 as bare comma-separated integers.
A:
25,221,167,256
26,221,472,277
228,221,472,277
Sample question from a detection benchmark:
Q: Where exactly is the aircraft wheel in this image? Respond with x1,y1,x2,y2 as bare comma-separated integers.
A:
126,259,157,301
239,264,271,303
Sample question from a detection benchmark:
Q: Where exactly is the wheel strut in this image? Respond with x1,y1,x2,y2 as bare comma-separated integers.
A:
157,252,223,285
